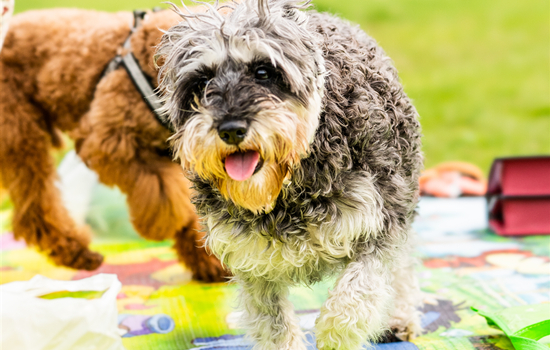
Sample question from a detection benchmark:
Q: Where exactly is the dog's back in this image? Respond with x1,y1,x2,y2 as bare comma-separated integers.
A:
1,9,131,130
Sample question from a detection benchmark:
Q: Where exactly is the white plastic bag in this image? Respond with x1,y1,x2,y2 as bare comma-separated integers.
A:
1,274,126,350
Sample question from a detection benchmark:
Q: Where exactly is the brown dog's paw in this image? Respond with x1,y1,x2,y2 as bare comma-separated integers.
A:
173,222,232,283
68,249,104,271
49,236,104,271
192,253,232,283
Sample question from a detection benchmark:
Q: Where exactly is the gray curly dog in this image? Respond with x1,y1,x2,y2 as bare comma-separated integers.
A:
156,0,423,348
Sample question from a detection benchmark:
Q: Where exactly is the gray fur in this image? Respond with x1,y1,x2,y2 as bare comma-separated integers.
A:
156,0,423,348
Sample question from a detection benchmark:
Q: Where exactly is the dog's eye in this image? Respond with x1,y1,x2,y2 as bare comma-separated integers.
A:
255,66,271,81
195,77,209,94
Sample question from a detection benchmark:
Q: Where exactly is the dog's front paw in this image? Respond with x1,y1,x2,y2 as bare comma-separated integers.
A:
315,300,382,350
316,327,364,350
192,253,232,282
315,330,339,350
391,318,422,341
388,307,422,341
248,323,307,350
252,337,306,350
49,236,104,271
282,332,308,350
282,340,307,350
315,313,367,350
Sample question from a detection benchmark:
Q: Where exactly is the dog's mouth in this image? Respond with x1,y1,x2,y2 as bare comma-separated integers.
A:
224,150,263,181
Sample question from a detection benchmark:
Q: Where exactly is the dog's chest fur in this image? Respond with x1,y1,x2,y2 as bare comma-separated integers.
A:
203,171,384,284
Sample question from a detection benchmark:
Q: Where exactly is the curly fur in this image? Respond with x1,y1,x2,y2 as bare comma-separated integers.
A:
156,0,424,348
0,8,228,281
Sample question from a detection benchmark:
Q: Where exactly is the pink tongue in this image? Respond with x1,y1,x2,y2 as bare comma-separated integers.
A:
225,151,260,181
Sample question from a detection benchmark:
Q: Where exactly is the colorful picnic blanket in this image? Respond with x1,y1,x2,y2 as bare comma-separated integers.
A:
1,182,549,349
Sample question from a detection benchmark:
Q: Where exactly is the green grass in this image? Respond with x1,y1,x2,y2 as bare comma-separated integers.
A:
14,0,550,172
313,0,550,172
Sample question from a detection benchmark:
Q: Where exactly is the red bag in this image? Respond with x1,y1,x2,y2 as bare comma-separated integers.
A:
487,156,550,236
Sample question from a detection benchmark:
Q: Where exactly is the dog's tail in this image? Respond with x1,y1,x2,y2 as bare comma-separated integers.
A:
0,0,14,52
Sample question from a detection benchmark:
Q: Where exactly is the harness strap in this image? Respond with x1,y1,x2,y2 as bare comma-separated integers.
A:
102,10,173,132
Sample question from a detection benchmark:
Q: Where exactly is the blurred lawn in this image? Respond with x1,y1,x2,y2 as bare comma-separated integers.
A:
14,0,550,172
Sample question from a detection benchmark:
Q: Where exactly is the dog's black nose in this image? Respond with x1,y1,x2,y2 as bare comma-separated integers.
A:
218,120,248,145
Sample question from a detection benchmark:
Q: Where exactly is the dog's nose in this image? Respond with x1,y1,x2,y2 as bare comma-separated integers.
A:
218,120,248,145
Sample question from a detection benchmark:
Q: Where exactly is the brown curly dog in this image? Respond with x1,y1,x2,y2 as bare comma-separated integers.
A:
0,8,228,282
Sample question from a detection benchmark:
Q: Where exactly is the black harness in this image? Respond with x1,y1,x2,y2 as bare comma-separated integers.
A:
102,10,173,132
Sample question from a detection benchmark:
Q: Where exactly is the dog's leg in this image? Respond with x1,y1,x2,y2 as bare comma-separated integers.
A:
315,252,394,350
74,70,227,281
79,137,227,281
388,245,422,341
238,274,306,350
173,217,230,282
0,75,102,270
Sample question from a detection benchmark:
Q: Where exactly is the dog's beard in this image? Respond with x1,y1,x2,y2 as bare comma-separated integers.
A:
172,102,316,213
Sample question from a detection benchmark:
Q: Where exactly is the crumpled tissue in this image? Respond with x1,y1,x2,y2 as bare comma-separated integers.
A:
1,273,125,350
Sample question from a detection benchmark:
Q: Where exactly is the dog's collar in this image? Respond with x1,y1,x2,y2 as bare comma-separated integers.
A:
102,10,174,132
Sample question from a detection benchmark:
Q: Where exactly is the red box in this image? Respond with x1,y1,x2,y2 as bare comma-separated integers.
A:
487,156,550,236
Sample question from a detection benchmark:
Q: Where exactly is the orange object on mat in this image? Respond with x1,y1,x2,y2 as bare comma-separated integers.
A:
420,161,487,198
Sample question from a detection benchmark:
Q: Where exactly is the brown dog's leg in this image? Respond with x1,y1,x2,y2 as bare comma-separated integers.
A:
75,70,227,281
0,73,103,270
79,144,228,281
173,217,230,282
